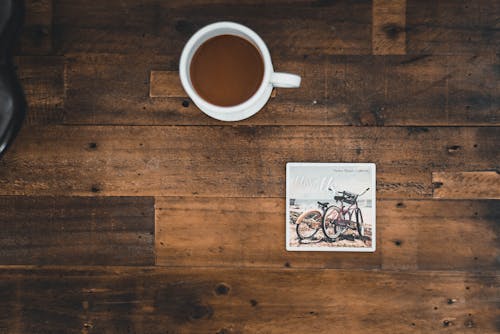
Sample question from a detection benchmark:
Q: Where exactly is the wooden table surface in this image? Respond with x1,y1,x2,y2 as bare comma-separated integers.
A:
1,0,499,333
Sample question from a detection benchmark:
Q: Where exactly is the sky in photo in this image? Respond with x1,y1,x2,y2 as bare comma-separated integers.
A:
288,164,373,200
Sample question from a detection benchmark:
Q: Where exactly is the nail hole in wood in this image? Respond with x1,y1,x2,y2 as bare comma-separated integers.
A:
189,304,213,320
91,185,100,193
215,283,230,296
88,142,97,149
382,23,404,39
284,262,291,268
433,182,443,189
447,145,461,152
250,299,258,307
182,100,190,107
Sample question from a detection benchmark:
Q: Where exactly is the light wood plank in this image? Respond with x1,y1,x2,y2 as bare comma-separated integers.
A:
433,171,500,199
0,267,496,333
372,0,406,55
0,126,497,198
156,198,499,271
64,54,499,126
0,196,155,265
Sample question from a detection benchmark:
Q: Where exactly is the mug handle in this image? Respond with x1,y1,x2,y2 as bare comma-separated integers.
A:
270,72,301,88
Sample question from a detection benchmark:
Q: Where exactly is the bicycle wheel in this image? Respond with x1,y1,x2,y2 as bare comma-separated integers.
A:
355,208,364,240
322,206,347,240
295,209,322,240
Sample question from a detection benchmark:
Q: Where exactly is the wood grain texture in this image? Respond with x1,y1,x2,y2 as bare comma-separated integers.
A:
149,71,184,98
156,198,499,271
15,56,65,125
0,197,155,265
407,0,500,54
0,126,498,198
372,0,406,55
433,172,500,199
64,54,499,126
0,267,497,333
384,199,500,271
52,0,371,56
16,0,53,55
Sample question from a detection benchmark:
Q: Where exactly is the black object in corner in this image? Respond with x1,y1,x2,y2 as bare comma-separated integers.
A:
0,0,27,158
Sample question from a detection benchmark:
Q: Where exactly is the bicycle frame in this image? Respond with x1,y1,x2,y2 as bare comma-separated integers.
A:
339,201,358,221
331,188,369,227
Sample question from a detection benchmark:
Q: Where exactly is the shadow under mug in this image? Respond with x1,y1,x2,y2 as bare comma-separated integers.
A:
179,21,301,122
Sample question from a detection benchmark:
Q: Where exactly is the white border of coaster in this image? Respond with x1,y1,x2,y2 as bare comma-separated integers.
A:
286,163,376,252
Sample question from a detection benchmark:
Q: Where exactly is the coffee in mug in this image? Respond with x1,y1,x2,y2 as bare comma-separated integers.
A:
180,22,301,121
190,35,264,107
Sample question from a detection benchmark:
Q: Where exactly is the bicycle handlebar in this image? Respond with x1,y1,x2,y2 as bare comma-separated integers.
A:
334,188,370,203
358,187,370,197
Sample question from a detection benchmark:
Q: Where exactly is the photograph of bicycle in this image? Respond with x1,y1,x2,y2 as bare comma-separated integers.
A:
286,163,376,252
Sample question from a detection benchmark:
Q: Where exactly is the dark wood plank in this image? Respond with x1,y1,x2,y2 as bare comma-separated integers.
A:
156,198,499,271
433,171,500,199
52,0,371,56
15,0,53,55
0,126,497,198
0,267,496,333
15,56,65,125
64,54,499,126
0,197,155,265
386,199,500,271
372,0,406,55
407,0,500,55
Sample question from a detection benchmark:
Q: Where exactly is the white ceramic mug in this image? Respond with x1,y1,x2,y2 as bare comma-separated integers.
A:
179,22,301,122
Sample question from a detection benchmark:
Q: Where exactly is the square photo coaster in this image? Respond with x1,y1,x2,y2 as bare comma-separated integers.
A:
286,163,376,252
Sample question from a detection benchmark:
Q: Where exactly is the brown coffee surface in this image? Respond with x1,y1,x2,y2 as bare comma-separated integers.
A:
190,35,264,107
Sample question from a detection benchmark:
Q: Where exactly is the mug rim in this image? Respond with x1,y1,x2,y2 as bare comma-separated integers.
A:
179,21,273,119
